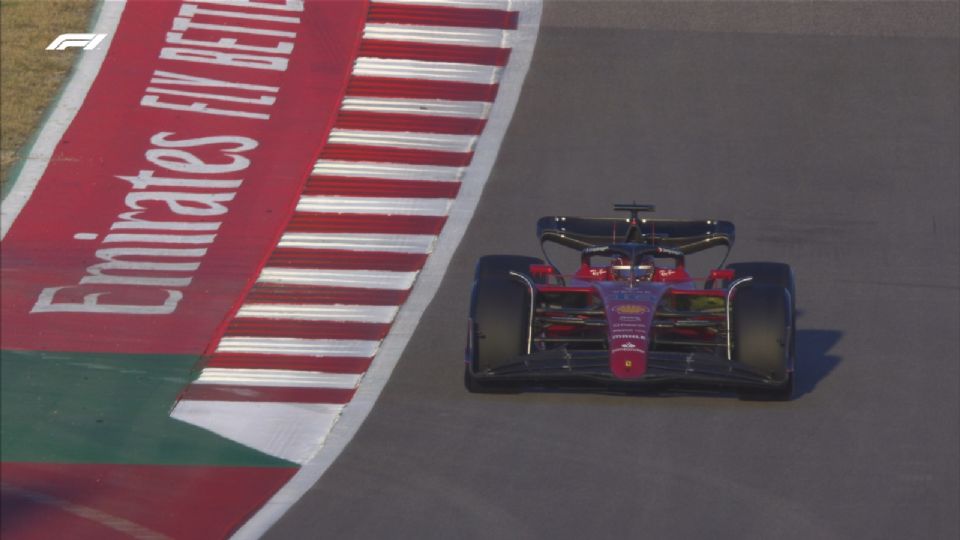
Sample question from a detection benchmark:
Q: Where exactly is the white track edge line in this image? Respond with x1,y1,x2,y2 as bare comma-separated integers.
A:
231,0,543,537
1,1,126,240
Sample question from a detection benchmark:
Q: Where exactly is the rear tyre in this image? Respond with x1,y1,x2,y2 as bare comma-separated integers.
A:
727,262,796,400
464,276,530,393
726,262,795,303
731,284,793,401
464,255,542,393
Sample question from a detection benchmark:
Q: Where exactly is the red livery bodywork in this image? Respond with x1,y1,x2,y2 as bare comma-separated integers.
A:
465,204,796,400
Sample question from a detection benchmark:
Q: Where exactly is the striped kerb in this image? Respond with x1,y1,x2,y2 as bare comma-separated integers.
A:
175,0,522,464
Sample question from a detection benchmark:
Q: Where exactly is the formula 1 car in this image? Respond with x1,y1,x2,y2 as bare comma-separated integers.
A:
464,204,796,400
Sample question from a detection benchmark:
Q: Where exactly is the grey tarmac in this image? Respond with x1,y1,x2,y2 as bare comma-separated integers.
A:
267,2,959,539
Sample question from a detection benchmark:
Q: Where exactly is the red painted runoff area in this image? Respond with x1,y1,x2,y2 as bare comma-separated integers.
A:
1,1,368,537
0,462,296,540
1,0,367,355
2,0,537,535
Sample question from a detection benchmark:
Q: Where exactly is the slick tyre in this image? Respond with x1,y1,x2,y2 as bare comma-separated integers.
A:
731,284,794,401
465,276,529,393
728,261,797,379
726,262,795,304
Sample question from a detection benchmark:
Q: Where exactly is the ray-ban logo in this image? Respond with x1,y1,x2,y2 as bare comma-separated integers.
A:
46,33,107,51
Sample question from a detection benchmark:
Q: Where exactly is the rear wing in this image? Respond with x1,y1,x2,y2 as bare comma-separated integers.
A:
536,216,735,255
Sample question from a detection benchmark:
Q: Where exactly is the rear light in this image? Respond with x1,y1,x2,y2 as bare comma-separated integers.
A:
708,269,735,281
529,264,555,278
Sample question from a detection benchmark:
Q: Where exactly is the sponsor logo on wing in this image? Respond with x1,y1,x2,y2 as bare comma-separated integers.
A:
614,304,649,315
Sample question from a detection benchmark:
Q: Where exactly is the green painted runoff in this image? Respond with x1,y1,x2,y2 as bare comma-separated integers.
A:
0,350,293,467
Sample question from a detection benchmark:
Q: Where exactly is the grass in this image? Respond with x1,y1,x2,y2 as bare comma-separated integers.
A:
0,0,97,190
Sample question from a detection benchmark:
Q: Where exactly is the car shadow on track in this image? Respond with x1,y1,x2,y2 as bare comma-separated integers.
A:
793,329,843,399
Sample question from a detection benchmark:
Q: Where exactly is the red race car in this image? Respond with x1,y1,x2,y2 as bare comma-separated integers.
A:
465,204,796,400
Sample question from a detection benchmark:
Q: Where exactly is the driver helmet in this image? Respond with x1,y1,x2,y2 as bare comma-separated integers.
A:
611,255,655,282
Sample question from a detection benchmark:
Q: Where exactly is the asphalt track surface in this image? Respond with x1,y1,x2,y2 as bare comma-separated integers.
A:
268,2,959,538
